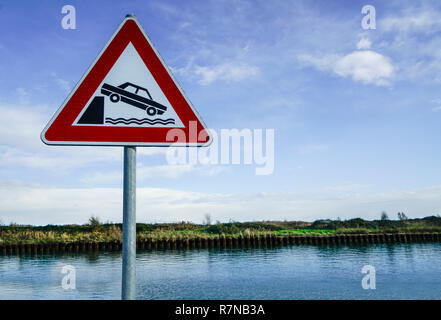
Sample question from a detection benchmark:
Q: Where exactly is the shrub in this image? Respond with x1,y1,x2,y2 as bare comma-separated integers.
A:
381,211,389,221
88,216,101,230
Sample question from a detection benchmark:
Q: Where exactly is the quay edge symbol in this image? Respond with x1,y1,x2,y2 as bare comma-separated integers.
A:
41,15,211,146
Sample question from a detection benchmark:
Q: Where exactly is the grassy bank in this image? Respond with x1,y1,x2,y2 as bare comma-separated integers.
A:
1,216,441,244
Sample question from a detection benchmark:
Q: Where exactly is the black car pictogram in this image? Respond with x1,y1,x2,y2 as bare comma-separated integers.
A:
101,82,167,116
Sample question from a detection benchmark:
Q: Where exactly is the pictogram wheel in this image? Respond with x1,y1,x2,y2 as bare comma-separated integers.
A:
146,107,157,116
110,94,120,103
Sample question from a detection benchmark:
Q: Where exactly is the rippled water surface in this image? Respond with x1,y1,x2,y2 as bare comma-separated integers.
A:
0,243,440,299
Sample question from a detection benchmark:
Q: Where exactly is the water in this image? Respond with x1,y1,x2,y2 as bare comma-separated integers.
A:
0,243,440,299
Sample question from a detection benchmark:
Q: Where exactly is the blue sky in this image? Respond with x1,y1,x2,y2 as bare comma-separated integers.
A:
1,0,441,224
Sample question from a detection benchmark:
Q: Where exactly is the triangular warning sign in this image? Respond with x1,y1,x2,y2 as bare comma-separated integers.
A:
41,15,211,146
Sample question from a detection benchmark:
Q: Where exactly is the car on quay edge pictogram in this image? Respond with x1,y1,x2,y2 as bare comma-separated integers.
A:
101,82,167,116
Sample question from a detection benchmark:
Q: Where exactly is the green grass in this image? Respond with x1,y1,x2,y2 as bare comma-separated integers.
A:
1,216,441,244
272,228,336,236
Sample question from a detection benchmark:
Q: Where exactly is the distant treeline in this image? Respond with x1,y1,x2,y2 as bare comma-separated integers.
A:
309,215,441,230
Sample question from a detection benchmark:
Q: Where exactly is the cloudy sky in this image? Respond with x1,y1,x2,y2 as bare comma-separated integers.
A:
1,0,441,225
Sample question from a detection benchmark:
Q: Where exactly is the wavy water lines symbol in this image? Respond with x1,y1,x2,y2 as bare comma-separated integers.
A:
105,117,175,125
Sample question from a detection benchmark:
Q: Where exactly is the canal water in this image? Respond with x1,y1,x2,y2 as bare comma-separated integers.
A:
0,243,440,299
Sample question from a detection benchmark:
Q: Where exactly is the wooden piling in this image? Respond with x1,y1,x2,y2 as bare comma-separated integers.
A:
225,236,231,248
361,235,367,244
244,235,249,247
411,233,421,242
0,231,439,255
251,235,257,247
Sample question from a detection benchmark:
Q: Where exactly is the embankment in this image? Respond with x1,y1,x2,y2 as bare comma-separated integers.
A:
1,232,440,255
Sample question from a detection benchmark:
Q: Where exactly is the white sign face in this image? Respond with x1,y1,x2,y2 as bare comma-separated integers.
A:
73,42,184,128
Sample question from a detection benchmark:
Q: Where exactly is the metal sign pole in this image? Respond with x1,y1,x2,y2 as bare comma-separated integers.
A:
122,146,136,300
40,13,211,300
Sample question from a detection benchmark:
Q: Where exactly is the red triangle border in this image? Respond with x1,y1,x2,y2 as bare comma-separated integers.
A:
41,16,211,147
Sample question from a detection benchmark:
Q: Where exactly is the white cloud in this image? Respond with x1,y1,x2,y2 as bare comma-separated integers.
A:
429,98,441,104
51,73,71,93
299,50,395,86
366,9,441,83
333,50,394,86
323,183,372,192
139,164,195,179
0,104,48,149
80,165,195,185
381,10,441,33
429,99,441,112
15,87,29,104
356,38,371,50
138,164,230,179
1,180,441,225
172,58,260,86
297,54,340,72
194,62,260,85
80,164,230,185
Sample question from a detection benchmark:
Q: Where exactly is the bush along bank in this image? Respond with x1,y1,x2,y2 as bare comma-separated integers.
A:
1,216,441,254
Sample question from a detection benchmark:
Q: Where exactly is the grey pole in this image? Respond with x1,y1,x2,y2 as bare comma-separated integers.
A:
122,146,136,300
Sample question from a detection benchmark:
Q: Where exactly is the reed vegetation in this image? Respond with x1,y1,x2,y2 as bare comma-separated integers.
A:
1,216,440,244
